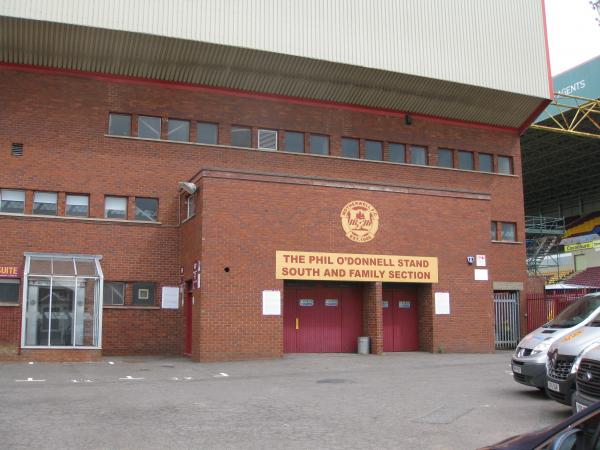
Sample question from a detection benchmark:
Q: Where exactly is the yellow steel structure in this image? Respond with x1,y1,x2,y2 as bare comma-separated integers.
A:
531,93,600,139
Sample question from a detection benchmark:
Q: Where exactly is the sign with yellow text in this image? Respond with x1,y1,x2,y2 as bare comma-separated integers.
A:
276,251,438,283
564,240,600,252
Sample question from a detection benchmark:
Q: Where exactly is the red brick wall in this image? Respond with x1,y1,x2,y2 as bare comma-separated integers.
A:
0,66,526,360
197,174,500,358
362,282,383,354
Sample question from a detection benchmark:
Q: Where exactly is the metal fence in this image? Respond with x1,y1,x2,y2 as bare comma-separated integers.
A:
494,291,520,350
526,290,591,332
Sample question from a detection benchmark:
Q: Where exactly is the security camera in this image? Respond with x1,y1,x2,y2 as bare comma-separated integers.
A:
178,182,197,194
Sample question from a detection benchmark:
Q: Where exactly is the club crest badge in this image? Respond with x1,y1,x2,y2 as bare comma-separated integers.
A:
340,201,379,243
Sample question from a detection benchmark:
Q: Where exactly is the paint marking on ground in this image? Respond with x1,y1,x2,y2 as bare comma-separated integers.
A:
16,377,45,382
170,377,180,381
184,377,193,380
28,362,34,365
214,372,229,378
108,361,115,365
119,375,144,381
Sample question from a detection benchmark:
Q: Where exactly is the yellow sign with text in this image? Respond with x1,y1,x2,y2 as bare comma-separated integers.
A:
564,240,600,252
276,251,438,283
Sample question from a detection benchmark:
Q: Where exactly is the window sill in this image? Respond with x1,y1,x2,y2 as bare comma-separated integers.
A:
0,212,162,225
0,302,19,307
21,346,101,350
491,240,523,245
103,305,161,310
181,214,196,224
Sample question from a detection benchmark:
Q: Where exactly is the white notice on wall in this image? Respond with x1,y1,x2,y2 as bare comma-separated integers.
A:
435,292,450,315
474,269,489,281
476,255,486,267
262,290,281,315
161,286,180,309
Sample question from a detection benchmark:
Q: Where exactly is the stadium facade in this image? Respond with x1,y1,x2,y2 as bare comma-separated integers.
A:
0,0,552,361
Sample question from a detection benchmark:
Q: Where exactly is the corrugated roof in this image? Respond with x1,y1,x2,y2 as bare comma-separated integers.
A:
0,0,551,128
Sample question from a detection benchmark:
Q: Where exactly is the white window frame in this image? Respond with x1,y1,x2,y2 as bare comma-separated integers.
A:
33,191,58,215
0,189,25,213
66,194,89,217
258,129,278,150
105,196,127,219
187,194,195,219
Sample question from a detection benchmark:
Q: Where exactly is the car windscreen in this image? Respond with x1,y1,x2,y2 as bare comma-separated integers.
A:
544,297,600,328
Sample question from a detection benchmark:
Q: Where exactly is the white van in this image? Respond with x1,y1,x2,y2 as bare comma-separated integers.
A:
572,343,600,413
545,317,600,406
511,293,600,390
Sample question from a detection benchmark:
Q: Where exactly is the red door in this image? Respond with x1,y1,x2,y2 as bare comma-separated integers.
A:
284,285,362,353
184,284,193,355
383,286,419,351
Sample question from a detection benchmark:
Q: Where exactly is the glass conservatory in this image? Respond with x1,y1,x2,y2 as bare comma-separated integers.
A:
21,253,103,348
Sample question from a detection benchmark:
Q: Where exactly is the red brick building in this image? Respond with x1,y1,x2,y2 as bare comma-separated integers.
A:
0,1,553,361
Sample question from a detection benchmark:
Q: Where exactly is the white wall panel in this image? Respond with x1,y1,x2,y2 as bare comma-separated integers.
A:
0,0,550,98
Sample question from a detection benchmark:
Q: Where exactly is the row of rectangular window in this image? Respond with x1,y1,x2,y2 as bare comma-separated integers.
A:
0,279,156,307
491,221,517,241
103,282,156,306
437,148,512,174
108,113,514,174
109,113,218,144
0,189,158,222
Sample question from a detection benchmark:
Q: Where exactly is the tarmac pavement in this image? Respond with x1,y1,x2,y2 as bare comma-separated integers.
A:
0,352,571,449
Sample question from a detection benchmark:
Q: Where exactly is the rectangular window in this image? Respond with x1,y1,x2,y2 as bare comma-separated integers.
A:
411,145,427,165
437,149,454,168
197,122,218,145
284,131,304,153
498,156,513,174
132,282,156,306
167,119,190,142
103,282,125,306
66,194,89,217
490,221,498,240
187,194,195,219
105,196,127,219
501,222,516,241
0,279,19,304
479,153,493,172
258,129,278,150
0,189,25,213
388,143,405,163
458,150,474,170
310,134,329,155
341,138,359,158
33,192,57,215
138,116,161,139
108,113,131,136
135,198,158,222
364,140,383,161
231,126,252,148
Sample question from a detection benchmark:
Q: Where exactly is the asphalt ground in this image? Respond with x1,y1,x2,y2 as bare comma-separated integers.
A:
0,352,572,450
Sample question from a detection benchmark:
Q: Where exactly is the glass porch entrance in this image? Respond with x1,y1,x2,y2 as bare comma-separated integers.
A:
22,254,103,348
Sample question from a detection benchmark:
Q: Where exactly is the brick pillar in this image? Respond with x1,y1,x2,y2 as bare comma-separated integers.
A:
418,284,434,352
362,282,382,354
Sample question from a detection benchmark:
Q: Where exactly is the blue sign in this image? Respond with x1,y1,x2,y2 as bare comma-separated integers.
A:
535,54,600,123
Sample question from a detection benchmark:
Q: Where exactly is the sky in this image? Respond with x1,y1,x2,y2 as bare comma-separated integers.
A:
545,0,600,75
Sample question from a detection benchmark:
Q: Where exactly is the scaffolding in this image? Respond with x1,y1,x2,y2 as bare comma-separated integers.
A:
525,216,566,276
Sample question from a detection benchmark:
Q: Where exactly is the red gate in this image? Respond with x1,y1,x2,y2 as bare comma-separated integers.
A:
283,285,362,353
526,290,592,332
382,286,419,352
